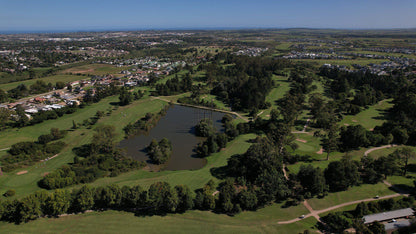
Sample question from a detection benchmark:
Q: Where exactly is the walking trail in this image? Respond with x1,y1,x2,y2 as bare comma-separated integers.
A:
278,143,406,225
277,193,403,224
364,144,398,156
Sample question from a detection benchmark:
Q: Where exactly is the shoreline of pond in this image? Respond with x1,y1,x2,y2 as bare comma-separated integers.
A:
118,104,227,171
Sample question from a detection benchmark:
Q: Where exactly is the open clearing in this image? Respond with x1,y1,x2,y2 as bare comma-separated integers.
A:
340,99,393,130
60,64,128,76
0,204,319,234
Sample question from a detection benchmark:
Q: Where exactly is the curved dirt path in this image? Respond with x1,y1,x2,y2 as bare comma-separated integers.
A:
364,144,398,156
282,164,289,180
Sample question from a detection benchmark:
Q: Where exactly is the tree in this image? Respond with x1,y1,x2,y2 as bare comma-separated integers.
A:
219,178,236,213
325,156,360,192
297,165,327,196
391,147,416,176
322,212,352,233
45,189,71,216
368,221,386,234
18,194,41,223
147,138,172,164
195,118,216,137
339,125,370,151
237,189,258,211
72,120,77,129
0,89,7,103
267,122,297,153
147,182,178,213
174,185,194,212
374,155,400,179
72,185,95,213
55,81,65,89
92,125,116,154
119,88,133,106
0,107,13,129
321,123,339,160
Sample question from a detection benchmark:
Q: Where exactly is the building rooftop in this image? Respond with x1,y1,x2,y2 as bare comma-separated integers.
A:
363,208,414,224
384,220,411,231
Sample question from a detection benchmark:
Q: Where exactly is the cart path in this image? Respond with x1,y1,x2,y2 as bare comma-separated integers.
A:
278,193,403,224
364,144,398,156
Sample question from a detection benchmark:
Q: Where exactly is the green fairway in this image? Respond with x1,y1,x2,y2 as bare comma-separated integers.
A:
0,74,84,91
292,133,323,157
340,99,393,130
0,203,318,234
259,75,291,119
0,94,168,197
68,133,256,191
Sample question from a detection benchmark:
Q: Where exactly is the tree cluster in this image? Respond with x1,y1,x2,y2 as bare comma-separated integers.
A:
0,128,67,172
154,73,193,96
38,126,144,189
123,106,170,137
147,138,172,164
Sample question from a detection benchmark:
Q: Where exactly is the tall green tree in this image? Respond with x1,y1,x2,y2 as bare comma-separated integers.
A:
174,185,194,212
45,189,71,217
321,123,339,160
148,182,178,213
92,125,116,153
72,185,95,213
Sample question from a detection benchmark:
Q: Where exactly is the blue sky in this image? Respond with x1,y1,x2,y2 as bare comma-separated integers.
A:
0,0,415,31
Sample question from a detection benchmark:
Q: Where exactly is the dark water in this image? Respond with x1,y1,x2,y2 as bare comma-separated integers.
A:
118,105,226,171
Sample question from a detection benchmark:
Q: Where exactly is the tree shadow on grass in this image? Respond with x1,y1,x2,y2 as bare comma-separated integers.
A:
110,101,120,106
371,109,390,121
210,165,229,180
388,184,413,194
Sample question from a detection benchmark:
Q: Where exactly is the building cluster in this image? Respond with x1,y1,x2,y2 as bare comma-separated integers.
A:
0,85,86,118
232,47,268,56
283,51,347,59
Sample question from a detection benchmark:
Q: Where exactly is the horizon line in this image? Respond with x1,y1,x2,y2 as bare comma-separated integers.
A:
1,26,416,35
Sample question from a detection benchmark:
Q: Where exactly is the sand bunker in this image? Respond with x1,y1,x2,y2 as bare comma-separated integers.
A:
296,138,307,143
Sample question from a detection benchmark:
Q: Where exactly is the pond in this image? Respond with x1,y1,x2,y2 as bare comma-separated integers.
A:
118,105,226,171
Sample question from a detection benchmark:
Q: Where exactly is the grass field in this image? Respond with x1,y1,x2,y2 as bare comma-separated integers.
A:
307,183,394,210
60,64,128,76
68,133,256,191
340,99,393,130
0,203,318,234
0,74,84,91
0,94,168,197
